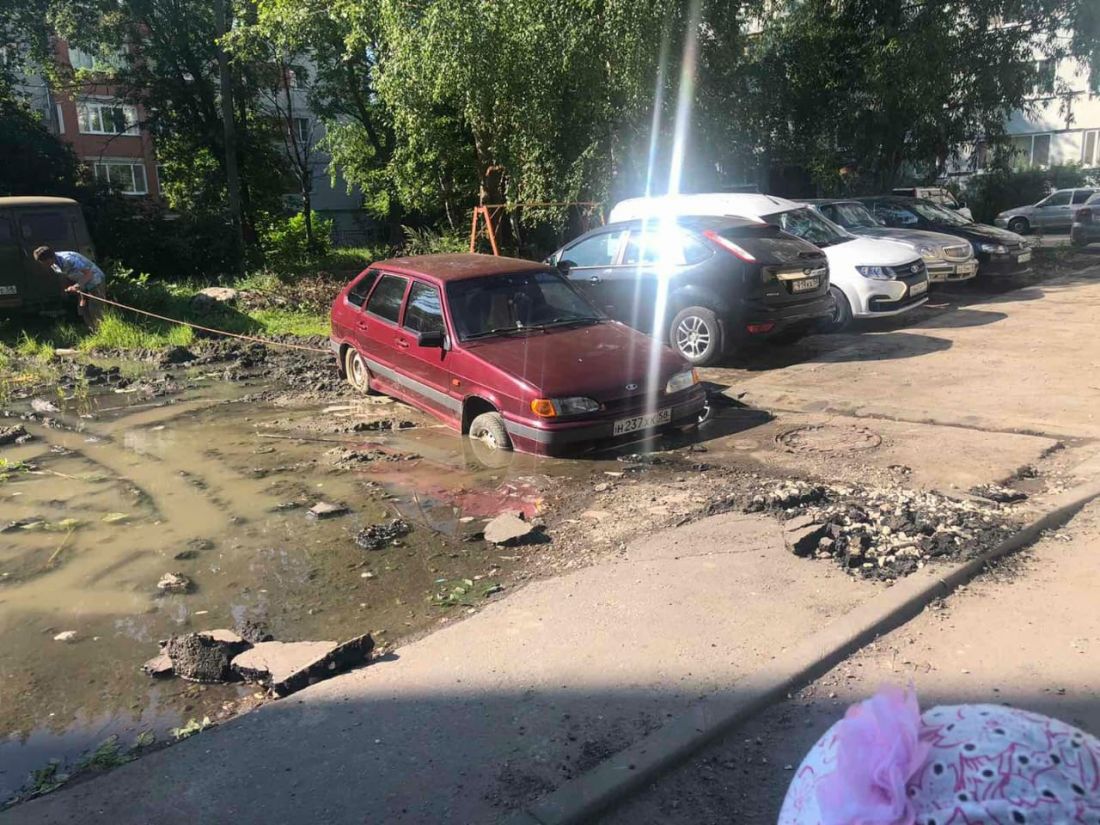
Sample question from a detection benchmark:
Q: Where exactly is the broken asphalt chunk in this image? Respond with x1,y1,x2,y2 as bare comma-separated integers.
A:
354,518,411,550
165,629,251,683
231,633,374,697
307,501,349,520
483,511,537,545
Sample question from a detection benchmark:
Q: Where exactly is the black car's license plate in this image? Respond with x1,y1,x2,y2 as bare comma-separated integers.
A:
791,277,819,293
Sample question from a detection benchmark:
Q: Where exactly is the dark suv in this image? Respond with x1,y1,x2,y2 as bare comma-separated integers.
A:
547,215,831,366
857,196,1032,278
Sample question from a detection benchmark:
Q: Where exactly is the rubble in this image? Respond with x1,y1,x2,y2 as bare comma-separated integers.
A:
307,501,349,520
754,481,1020,581
483,512,537,545
142,654,174,677
0,424,32,446
969,483,1028,504
191,287,240,312
355,518,412,550
157,572,193,594
164,629,251,683
53,630,78,642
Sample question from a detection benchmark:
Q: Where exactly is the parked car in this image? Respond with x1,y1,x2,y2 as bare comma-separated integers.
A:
1071,191,1100,247
891,186,972,220
609,194,929,332
805,199,978,283
330,254,706,456
0,196,94,314
858,196,1032,278
546,215,831,366
995,188,1098,234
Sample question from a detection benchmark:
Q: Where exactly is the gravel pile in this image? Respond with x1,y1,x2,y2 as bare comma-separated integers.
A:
747,481,1022,581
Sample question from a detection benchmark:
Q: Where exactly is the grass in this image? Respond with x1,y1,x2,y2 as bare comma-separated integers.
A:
1,268,332,357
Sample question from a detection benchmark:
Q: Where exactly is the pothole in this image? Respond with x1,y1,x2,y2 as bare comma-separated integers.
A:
776,424,882,453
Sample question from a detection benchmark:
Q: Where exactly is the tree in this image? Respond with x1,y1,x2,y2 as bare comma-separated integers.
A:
0,94,85,196
736,0,1100,194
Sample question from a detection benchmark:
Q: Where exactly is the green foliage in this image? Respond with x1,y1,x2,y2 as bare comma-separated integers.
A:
0,95,86,197
963,164,1098,224
739,0,1099,193
259,213,334,272
171,716,212,740
399,226,467,257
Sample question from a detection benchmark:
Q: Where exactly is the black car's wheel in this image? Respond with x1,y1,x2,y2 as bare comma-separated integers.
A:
1070,230,1088,248
345,348,372,393
1007,217,1030,235
818,286,853,333
669,306,722,366
469,411,513,452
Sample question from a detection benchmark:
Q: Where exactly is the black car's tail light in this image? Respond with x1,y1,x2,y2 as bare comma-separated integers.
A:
702,229,758,262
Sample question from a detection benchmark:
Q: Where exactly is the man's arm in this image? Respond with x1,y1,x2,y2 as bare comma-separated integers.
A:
64,268,96,292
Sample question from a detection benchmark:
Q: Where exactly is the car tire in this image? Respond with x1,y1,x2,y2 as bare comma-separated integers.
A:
1007,217,1029,235
1071,231,1088,248
469,411,513,452
819,286,853,333
669,306,722,366
345,347,372,393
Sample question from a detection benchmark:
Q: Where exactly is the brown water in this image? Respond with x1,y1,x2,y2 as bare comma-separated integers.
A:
0,370,599,801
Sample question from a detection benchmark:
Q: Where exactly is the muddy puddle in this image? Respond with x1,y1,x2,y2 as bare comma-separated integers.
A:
0,364,609,801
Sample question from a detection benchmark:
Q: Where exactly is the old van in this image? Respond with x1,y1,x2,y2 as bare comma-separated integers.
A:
0,196,95,313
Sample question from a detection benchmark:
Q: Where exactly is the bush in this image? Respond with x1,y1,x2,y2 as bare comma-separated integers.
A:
962,164,1098,224
259,213,334,273
400,225,468,256
86,195,241,280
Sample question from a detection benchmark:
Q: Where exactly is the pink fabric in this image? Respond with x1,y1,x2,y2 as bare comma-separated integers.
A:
780,689,1100,825
815,686,930,825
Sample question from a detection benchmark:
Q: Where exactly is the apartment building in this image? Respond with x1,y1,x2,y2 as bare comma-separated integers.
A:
954,54,1100,177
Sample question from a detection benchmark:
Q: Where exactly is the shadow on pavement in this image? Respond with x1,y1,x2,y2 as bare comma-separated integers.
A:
910,307,1008,330
723,331,952,373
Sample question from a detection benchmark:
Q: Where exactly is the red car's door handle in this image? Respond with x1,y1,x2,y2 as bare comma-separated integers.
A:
395,337,410,349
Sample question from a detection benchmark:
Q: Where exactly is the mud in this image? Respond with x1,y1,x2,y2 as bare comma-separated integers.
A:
0,333,1046,803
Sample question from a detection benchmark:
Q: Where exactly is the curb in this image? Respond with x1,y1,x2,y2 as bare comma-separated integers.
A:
504,478,1100,825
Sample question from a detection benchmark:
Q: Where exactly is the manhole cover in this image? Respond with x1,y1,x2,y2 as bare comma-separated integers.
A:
776,424,882,453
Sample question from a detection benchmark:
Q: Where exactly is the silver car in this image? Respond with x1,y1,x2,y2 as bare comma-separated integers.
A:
805,199,978,282
995,187,1098,234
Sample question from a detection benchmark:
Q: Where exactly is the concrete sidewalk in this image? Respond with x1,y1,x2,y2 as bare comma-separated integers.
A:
602,497,1100,824
6,513,877,824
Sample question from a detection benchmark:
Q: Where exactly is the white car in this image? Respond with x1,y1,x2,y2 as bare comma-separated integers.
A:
610,194,929,330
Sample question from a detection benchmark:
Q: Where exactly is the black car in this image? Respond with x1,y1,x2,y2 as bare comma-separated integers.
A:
547,215,831,366
856,196,1032,278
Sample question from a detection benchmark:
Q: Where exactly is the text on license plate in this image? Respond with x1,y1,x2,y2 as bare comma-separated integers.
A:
910,280,928,295
0,285,17,296
613,408,671,436
1016,250,1031,263
790,277,819,293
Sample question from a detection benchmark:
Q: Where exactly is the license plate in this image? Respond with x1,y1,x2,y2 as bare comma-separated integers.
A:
1016,250,1032,263
613,409,671,436
910,280,928,296
790,277,819,293
0,285,16,296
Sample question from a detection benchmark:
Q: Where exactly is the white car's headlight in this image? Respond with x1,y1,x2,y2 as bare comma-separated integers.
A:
665,370,699,395
979,242,1007,254
856,265,895,280
917,244,942,261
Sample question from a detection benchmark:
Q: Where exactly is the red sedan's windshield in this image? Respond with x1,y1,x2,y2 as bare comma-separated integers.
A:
446,270,604,341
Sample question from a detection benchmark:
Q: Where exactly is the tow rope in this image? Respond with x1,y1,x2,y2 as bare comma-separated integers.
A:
81,291,331,355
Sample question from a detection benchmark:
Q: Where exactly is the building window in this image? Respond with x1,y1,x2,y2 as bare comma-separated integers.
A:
93,161,149,195
1032,59,1056,96
77,100,139,135
68,46,124,73
1009,133,1052,169
1083,131,1099,167
293,117,310,144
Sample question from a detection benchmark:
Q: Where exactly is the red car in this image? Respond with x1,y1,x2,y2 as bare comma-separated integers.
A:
329,254,706,456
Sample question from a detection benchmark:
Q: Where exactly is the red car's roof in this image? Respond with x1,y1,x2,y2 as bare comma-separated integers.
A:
370,253,549,283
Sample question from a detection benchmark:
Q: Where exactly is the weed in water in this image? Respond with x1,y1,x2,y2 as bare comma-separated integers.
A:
76,736,135,772
0,459,31,482
171,716,212,740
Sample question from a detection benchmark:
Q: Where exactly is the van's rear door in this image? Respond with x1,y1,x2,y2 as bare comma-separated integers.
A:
0,212,25,309
16,208,72,309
